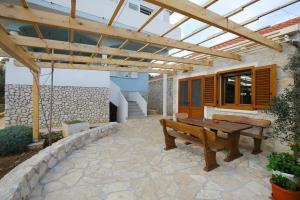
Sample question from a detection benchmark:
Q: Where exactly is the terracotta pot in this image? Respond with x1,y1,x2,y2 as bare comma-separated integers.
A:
271,180,300,200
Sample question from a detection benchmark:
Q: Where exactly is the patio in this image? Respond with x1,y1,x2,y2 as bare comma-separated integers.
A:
30,115,273,200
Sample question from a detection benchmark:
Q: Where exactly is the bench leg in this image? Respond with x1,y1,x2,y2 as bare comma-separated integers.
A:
252,138,262,154
164,134,177,150
203,150,219,172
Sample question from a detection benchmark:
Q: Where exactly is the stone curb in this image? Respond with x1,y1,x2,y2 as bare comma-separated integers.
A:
0,122,119,200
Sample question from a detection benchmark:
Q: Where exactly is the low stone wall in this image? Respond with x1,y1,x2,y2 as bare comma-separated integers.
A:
5,84,109,127
0,122,119,200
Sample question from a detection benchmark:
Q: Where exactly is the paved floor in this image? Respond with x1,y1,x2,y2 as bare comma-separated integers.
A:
30,116,274,200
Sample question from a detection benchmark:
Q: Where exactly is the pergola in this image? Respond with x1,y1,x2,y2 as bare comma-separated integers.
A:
0,0,297,141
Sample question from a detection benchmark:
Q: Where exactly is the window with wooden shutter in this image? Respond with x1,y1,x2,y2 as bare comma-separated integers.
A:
203,75,217,106
253,64,276,109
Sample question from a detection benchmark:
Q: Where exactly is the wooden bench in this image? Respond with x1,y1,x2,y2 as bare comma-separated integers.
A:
212,114,271,154
159,119,224,171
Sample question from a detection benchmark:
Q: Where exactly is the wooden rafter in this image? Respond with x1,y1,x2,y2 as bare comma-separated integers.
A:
137,0,218,62
20,0,49,53
13,35,212,66
108,0,125,26
116,7,164,59
31,53,193,71
138,7,164,32
94,0,125,51
20,0,28,8
0,25,39,72
16,62,176,74
0,4,240,60
179,0,299,58
71,0,76,18
144,0,282,51
181,0,260,41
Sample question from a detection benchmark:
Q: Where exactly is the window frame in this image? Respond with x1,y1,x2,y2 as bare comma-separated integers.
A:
217,66,255,110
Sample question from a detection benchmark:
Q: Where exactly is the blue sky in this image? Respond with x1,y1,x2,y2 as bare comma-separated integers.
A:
169,0,300,57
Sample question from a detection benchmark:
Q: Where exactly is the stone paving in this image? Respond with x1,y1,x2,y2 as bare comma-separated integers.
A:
30,115,275,200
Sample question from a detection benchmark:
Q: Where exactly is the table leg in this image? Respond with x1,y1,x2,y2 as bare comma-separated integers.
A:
224,131,243,162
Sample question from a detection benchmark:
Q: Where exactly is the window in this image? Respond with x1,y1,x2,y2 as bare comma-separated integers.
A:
221,70,252,106
140,5,153,15
128,1,139,11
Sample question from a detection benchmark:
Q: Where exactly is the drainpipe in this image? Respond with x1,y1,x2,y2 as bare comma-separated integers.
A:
163,74,167,117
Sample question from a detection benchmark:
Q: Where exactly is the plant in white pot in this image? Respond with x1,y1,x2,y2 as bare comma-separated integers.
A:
62,120,90,138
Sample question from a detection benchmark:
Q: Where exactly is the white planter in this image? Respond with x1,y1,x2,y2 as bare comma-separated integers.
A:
272,170,295,181
62,121,90,137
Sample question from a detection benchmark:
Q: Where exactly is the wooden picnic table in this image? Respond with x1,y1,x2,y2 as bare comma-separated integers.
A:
177,118,252,162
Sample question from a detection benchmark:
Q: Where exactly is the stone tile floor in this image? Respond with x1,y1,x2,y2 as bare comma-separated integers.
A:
30,115,276,200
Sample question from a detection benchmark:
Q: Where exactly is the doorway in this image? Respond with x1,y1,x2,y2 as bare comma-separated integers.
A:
178,76,204,118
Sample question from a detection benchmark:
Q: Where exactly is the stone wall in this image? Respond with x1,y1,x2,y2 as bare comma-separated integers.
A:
5,84,109,127
148,77,173,115
0,122,119,200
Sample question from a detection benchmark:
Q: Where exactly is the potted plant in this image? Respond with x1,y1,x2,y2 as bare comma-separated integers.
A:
265,49,300,156
267,152,300,199
270,174,300,200
62,120,90,137
267,152,300,181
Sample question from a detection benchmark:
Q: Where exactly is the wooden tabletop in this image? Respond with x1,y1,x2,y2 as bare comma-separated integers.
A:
178,118,252,134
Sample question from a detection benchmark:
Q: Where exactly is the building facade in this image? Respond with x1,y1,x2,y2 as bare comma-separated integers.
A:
2,0,180,126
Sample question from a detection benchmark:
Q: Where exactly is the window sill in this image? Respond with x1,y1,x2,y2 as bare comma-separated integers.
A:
208,106,259,114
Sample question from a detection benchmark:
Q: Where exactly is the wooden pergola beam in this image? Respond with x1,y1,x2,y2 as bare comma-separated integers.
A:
144,0,282,51
71,0,76,18
0,26,39,72
32,52,193,71
17,62,175,74
108,0,125,26
13,35,212,66
0,4,240,60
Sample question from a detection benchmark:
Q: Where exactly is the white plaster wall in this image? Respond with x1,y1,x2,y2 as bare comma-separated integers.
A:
45,0,180,39
173,43,297,119
5,59,110,88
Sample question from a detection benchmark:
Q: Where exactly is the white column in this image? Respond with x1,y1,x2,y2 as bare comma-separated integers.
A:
163,74,167,117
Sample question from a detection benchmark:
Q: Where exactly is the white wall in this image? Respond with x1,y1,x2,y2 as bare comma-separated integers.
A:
6,59,110,88
44,0,181,40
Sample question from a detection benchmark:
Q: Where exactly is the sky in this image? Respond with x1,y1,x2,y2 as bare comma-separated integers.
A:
168,0,300,57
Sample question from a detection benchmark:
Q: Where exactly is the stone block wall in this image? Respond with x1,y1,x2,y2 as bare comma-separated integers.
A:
5,84,109,127
148,77,173,115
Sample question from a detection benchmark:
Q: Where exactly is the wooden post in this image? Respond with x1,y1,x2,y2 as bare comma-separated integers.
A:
32,70,40,142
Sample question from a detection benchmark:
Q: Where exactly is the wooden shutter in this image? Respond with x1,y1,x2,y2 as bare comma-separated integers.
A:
203,74,217,106
253,64,276,109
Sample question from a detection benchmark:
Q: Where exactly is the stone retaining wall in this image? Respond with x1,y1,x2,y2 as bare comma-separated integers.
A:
5,84,109,127
0,122,119,200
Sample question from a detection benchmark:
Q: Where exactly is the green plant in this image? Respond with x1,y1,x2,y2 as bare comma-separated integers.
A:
0,125,32,156
265,49,300,148
64,120,83,125
271,174,298,192
267,152,300,176
41,131,63,146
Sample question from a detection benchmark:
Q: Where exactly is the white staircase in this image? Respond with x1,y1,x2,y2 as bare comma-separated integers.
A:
125,92,147,119
128,101,145,118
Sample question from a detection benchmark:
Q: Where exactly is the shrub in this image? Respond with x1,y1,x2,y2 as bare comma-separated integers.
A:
267,152,300,176
64,120,83,125
271,174,298,192
0,125,32,156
